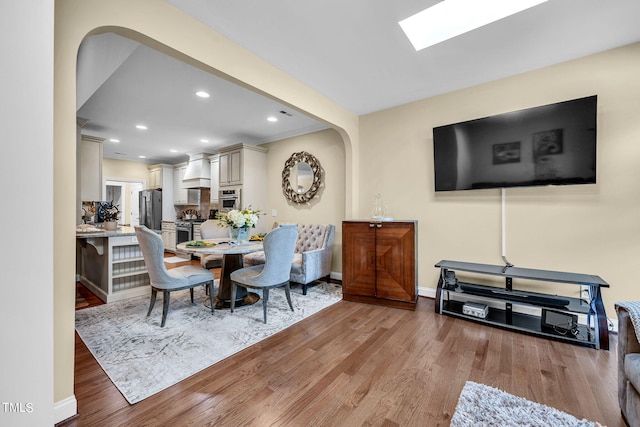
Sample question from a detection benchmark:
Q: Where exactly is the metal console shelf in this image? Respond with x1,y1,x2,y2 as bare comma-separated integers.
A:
434,260,609,350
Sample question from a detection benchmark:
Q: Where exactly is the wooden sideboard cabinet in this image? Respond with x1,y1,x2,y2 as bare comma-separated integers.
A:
342,220,418,310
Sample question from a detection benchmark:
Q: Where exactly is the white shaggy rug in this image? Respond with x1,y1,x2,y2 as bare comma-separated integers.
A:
75,281,342,404
451,381,603,427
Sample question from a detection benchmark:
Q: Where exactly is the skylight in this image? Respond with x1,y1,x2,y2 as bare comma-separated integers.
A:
399,0,549,51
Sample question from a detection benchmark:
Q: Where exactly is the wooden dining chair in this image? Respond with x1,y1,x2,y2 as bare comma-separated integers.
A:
229,225,298,323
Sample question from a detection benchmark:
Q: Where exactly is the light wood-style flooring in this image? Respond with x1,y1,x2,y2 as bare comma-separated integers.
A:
63,263,623,426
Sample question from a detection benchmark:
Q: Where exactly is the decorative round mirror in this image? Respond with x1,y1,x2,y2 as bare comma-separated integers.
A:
282,151,323,204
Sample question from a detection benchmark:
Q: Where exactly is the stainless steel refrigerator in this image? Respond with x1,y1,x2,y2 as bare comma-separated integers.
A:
139,189,162,232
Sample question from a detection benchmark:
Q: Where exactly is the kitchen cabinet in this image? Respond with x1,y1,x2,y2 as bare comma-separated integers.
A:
77,228,150,303
342,220,418,310
216,144,268,234
148,164,172,190
173,163,188,204
209,154,220,203
148,167,161,189
219,148,242,187
162,221,176,252
79,134,103,201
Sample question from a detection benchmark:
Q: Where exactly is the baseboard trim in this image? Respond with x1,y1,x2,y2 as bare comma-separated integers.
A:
418,286,436,299
54,395,77,424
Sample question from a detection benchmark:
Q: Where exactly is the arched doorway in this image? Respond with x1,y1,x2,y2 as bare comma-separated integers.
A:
55,0,358,419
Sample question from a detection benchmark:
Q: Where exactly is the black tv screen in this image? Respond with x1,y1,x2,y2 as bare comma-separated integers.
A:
433,95,597,191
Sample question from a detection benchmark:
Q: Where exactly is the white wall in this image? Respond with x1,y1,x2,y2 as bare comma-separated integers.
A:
0,1,56,426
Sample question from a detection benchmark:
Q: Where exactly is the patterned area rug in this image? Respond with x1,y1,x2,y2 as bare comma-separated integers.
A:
451,381,604,427
75,281,342,404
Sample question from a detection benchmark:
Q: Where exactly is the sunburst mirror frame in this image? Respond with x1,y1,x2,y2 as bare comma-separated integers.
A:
282,151,323,204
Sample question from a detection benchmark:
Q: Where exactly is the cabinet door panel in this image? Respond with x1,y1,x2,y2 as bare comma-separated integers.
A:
376,223,415,301
229,150,242,184
219,153,230,186
342,223,376,297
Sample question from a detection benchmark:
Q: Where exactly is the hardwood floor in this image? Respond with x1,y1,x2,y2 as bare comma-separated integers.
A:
64,276,623,426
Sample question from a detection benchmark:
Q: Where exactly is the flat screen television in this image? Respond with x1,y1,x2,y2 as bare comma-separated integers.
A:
433,95,597,191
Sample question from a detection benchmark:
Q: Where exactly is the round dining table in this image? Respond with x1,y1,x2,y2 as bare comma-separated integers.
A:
176,238,264,309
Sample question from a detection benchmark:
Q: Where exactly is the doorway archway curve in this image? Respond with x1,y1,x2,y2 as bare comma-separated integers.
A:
83,23,359,212
55,0,359,413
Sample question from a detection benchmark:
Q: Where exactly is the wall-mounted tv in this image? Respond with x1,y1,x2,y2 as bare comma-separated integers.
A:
433,95,597,192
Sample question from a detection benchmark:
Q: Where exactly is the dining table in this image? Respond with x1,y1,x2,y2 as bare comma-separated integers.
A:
176,238,264,309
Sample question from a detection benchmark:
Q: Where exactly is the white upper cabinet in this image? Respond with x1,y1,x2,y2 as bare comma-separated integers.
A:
148,167,161,189
147,164,173,190
173,163,188,205
80,134,104,201
219,149,242,187
210,154,220,202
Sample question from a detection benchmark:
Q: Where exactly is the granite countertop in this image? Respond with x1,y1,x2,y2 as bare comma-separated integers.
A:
76,225,137,238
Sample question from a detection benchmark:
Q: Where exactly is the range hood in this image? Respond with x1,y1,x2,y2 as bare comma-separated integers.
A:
182,152,211,188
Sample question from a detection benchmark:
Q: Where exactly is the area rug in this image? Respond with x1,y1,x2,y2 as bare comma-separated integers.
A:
451,381,604,427
75,281,342,404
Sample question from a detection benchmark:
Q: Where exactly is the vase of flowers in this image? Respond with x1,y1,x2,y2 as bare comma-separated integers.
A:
217,207,261,243
99,203,120,231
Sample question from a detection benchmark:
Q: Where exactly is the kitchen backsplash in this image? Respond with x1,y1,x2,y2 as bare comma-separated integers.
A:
174,188,218,220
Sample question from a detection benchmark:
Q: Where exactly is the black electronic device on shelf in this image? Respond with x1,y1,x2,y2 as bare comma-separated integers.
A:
541,309,578,335
457,282,570,308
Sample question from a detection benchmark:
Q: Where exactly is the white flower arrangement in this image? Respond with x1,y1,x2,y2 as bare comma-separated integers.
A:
217,207,262,229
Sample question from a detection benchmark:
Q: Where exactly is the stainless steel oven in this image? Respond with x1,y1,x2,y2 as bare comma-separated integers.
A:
175,220,193,258
219,188,241,212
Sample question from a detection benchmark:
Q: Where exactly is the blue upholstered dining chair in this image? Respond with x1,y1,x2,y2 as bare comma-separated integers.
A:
135,226,215,327
229,225,298,323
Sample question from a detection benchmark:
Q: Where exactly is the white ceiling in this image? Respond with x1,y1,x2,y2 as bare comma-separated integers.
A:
77,0,640,164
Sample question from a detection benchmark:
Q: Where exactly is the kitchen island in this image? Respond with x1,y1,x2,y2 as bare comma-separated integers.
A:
76,226,150,303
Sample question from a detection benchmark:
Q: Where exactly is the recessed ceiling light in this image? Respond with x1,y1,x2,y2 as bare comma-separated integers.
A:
170,149,178,153
136,124,148,130
195,91,210,98
399,0,549,51
109,138,120,143
267,116,278,122
200,139,209,143
138,155,146,159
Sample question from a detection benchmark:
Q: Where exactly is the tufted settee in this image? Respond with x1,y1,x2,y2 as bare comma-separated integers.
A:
243,223,335,295
617,303,640,426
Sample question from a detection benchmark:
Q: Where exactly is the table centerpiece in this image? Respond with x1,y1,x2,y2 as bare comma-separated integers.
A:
217,207,262,243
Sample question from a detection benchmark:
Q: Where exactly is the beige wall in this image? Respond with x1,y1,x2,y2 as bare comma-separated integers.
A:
263,128,346,272
360,42,640,317
103,157,150,183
